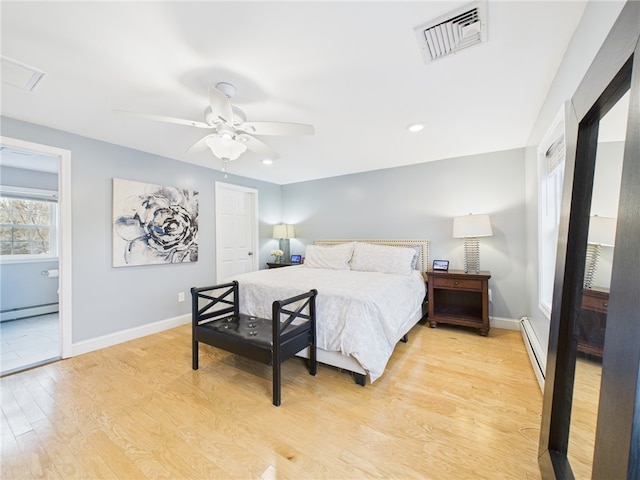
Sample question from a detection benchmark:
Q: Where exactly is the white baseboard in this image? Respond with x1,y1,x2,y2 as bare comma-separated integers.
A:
71,314,190,357
490,316,521,330
520,316,545,392
1,304,59,322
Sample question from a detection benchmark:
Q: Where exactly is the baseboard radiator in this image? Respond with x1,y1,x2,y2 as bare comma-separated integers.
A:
0,302,59,322
520,316,545,392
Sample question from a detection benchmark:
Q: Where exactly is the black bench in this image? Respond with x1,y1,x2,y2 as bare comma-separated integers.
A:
191,281,318,406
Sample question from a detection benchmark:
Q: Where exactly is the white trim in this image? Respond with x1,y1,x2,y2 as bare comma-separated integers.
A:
59,146,72,358
0,255,59,265
537,103,568,320
0,185,58,200
520,316,546,392
1,136,73,359
71,314,190,357
1,304,58,322
214,182,259,282
490,316,521,331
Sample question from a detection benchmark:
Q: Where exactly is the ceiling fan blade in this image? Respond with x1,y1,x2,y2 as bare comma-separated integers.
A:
209,85,234,125
186,134,214,153
240,121,314,136
237,133,281,160
115,110,211,129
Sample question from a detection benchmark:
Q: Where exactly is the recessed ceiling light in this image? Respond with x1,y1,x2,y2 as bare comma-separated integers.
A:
407,123,424,132
262,159,273,165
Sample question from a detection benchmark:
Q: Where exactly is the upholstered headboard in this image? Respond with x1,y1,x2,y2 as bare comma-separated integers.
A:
313,239,430,272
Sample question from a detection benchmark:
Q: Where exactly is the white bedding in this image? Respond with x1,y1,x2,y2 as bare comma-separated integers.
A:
229,265,426,382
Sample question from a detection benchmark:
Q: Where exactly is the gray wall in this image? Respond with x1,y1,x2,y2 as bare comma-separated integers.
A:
282,148,528,321
1,260,60,313
1,116,281,343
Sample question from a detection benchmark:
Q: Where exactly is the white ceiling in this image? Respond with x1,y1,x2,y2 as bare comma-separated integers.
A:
1,1,591,184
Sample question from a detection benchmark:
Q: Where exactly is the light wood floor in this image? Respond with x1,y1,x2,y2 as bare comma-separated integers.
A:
1,322,544,479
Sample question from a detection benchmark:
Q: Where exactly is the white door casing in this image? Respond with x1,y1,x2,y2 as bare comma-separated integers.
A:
1,136,73,358
215,182,258,282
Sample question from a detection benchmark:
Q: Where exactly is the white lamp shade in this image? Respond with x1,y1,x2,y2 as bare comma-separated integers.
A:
588,215,616,246
453,214,493,238
273,224,295,239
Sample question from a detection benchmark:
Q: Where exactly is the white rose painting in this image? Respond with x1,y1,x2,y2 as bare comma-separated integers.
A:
112,178,199,267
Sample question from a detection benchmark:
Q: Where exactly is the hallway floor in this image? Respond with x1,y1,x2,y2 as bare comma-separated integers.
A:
1,314,59,376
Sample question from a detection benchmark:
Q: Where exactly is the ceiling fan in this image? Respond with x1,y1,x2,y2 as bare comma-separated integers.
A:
118,82,314,172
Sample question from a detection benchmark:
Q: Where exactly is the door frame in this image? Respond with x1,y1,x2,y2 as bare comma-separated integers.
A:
214,181,259,282
1,136,73,358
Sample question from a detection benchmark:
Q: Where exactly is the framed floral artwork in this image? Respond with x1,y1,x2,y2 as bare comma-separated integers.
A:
112,178,199,267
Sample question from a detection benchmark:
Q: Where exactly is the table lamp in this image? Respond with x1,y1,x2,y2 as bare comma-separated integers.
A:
453,213,493,273
273,224,295,262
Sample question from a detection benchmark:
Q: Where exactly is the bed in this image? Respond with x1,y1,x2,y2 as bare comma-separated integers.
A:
228,239,429,385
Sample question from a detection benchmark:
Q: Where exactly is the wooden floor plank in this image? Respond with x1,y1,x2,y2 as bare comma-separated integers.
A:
14,429,62,480
1,378,33,438
1,322,548,479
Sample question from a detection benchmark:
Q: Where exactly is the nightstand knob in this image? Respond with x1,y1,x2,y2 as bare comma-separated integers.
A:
454,281,459,285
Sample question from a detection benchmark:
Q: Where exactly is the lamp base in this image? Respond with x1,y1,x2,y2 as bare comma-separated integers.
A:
584,243,601,289
464,237,481,273
279,238,291,263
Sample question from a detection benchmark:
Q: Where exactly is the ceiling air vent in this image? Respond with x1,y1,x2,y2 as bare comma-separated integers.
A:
1,56,45,91
414,1,487,64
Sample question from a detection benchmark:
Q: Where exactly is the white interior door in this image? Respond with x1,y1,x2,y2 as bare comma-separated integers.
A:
215,182,258,282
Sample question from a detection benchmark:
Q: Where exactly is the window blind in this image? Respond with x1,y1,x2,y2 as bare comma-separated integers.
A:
545,136,565,174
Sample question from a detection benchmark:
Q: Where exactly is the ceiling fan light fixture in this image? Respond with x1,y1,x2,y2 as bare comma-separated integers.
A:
205,135,247,161
262,159,274,165
121,82,313,168
215,82,236,98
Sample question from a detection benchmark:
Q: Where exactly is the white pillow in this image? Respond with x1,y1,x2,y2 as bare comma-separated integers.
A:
407,244,422,270
303,242,355,270
350,242,417,275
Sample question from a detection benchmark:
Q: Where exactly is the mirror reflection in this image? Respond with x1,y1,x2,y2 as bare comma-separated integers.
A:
567,90,628,477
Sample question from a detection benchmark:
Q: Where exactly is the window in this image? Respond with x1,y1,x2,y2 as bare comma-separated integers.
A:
538,104,567,319
0,187,58,260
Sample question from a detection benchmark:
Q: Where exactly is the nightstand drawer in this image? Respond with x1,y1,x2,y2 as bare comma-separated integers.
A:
432,277,482,291
582,293,608,313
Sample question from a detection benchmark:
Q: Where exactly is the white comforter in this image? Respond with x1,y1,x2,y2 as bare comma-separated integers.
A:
229,266,426,382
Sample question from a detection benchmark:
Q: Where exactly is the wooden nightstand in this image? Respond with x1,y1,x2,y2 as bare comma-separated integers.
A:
577,287,609,358
267,262,297,269
426,270,491,336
